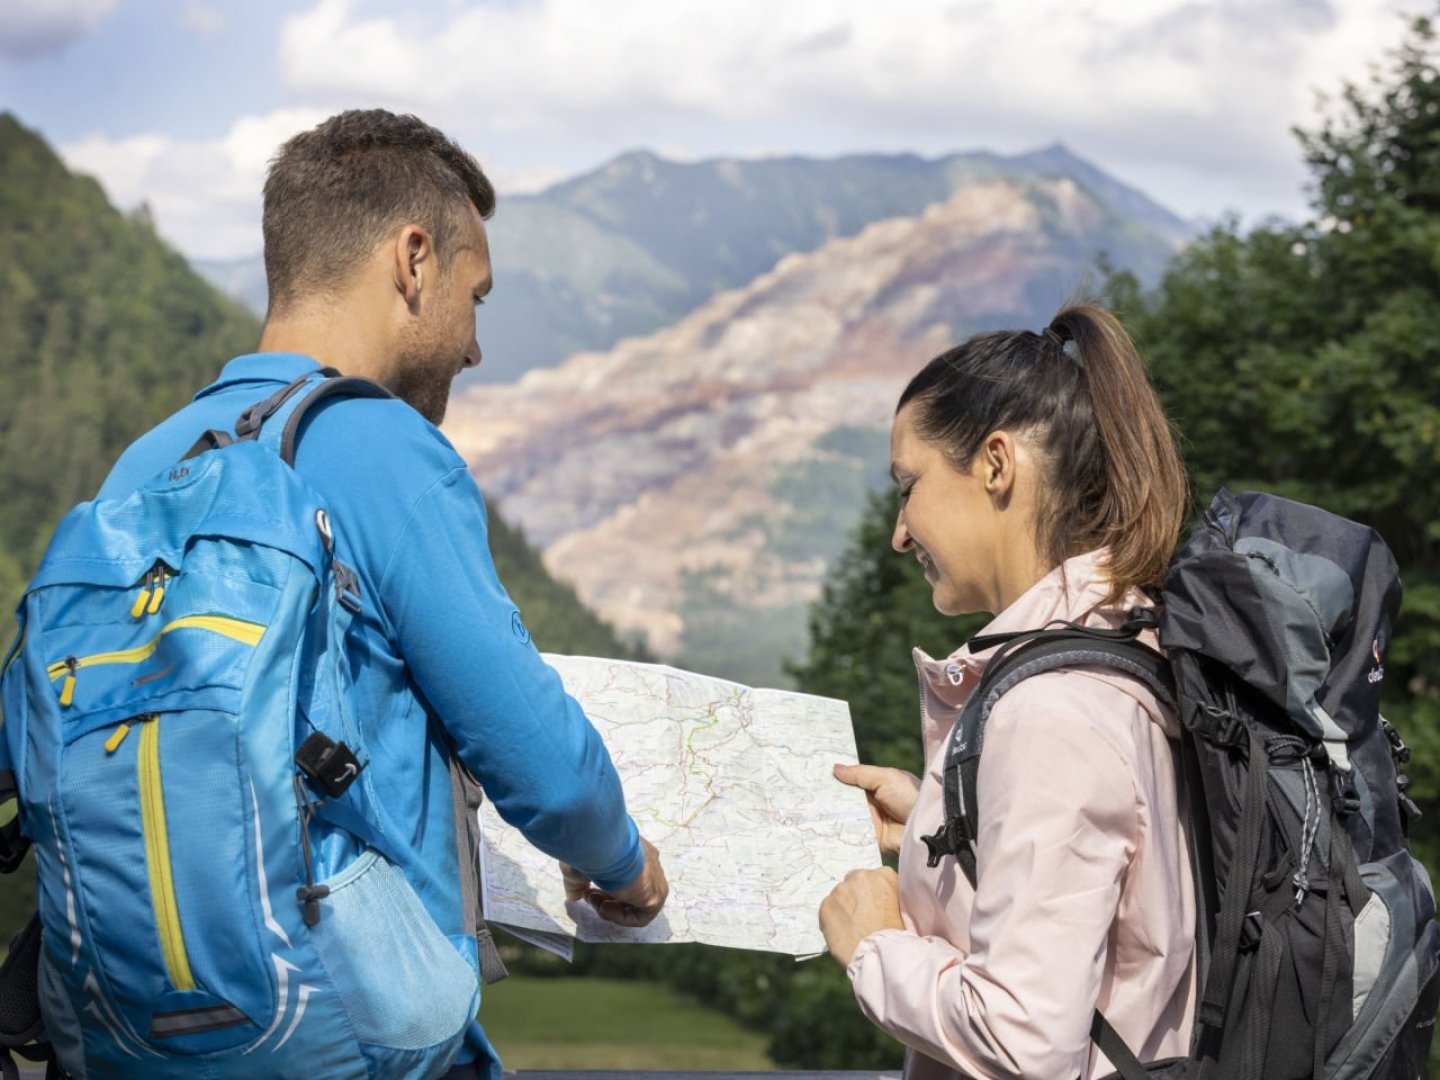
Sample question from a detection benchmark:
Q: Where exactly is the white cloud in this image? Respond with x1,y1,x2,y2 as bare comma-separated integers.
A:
60,108,328,260
274,0,1417,221
181,3,227,40
48,0,1426,262
0,0,115,62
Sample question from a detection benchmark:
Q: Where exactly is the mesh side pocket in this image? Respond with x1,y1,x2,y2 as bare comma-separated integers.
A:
310,852,477,1051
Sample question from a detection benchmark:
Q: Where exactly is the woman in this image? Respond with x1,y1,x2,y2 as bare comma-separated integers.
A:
820,304,1195,1079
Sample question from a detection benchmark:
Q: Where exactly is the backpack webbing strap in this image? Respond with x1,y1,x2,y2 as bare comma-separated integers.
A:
448,754,508,985
1091,1010,1148,1080
272,376,394,467
233,369,339,440
0,772,30,875
1197,724,1269,1030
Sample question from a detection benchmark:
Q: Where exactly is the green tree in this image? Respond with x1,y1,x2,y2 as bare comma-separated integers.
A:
784,9,1440,1070
1110,12,1440,871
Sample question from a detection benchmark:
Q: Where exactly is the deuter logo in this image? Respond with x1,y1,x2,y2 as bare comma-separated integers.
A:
1368,636,1385,684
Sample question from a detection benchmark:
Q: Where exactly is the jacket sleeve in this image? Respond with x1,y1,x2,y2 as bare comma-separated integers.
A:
378,464,643,892
847,675,1141,1078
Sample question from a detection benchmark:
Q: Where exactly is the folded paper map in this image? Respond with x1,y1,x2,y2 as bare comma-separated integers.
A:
478,655,881,958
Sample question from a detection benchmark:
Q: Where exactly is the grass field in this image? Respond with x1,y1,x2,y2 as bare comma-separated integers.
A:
479,975,775,1070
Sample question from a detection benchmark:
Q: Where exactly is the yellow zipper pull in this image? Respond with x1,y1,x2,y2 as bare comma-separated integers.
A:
105,721,133,754
130,570,153,620
58,656,78,707
146,569,167,615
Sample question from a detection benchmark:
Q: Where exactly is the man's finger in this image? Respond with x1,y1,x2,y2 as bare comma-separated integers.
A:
588,893,657,927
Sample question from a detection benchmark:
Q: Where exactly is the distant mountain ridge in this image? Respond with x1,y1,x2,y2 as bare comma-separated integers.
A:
195,143,1196,384
446,173,1180,685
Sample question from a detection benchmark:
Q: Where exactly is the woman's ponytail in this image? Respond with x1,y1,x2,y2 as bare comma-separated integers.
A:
898,302,1187,602
1046,304,1187,598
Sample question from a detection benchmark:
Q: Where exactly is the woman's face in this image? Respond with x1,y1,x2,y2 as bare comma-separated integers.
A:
889,403,1003,616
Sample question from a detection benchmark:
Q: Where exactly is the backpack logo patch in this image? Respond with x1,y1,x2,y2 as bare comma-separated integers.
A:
1368,636,1385,684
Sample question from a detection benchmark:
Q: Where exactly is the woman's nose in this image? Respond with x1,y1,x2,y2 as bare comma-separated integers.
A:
892,513,912,554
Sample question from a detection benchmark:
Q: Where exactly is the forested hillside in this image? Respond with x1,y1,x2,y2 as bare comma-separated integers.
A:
0,112,639,940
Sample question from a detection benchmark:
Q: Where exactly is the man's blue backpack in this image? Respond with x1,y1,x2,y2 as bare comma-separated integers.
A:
0,371,479,1078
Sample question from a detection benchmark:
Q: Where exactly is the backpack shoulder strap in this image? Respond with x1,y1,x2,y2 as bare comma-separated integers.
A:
182,368,395,466
921,620,1174,882
917,620,1174,1080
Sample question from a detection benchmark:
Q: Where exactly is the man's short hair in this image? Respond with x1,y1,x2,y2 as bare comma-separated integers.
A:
263,109,496,314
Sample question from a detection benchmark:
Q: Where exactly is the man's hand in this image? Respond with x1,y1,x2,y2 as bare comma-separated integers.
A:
819,867,903,966
833,763,920,857
560,835,669,927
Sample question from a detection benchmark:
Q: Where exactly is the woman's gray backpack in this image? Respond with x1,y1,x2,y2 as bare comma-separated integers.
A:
921,489,1440,1079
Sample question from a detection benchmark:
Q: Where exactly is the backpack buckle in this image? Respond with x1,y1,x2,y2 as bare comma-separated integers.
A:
295,732,364,798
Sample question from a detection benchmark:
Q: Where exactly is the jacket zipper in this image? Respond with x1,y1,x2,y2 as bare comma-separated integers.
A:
137,714,195,991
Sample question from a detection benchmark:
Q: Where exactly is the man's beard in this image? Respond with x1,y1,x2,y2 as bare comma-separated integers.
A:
391,342,456,426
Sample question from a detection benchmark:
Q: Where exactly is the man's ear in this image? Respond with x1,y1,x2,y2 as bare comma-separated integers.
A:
393,224,434,310
980,431,1017,500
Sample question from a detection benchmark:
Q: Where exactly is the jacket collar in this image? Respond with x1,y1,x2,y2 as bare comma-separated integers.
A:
194,353,323,401
912,549,1124,753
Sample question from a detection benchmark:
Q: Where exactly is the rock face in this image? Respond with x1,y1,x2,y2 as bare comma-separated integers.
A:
197,144,1192,389
447,176,1181,679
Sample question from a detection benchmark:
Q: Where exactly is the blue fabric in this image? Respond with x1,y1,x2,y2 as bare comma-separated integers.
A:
98,354,644,1073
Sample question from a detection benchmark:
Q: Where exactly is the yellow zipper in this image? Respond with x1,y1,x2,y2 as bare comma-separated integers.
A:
138,717,195,991
46,615,266,700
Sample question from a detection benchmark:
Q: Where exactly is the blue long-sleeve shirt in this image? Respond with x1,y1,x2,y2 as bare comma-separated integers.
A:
97,353,644,1071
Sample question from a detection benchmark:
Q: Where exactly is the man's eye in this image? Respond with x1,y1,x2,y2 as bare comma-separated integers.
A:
898,484,913,503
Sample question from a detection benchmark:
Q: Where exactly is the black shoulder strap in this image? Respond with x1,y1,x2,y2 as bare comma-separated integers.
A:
920,620,1174,877
917,618,1174,1079
276,376,393,466
180,368,394,466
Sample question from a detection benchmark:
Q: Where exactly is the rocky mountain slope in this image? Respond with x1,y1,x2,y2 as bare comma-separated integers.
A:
197,143,1193,386
447,174,1177,683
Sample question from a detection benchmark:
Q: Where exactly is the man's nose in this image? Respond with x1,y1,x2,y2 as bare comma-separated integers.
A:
463,339,481,369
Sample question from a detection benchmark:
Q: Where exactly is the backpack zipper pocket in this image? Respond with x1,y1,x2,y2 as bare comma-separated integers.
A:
137,715,195,992
46,615,266,708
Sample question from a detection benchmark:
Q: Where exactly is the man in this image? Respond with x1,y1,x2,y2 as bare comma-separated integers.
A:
97,109,668,1078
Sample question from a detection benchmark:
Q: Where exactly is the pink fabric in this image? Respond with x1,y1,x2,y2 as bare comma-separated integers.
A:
847,550,1196,1079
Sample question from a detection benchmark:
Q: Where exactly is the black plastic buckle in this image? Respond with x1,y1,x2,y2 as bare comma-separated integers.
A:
921,819,965,868
1123,607,1159,632
295,732,363,798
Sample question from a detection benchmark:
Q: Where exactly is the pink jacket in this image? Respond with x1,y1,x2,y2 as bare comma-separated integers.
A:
847,550,1196,1079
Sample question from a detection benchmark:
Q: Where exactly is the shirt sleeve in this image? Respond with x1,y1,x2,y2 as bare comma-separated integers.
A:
378,464,643,892
847,674,1141,1078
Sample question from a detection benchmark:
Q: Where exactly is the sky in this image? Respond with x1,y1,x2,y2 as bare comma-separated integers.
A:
0,0,1422,262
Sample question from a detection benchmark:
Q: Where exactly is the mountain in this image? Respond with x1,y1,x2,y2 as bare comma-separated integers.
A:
195,144,1195,385
446,173,1175,685
0,110,635,644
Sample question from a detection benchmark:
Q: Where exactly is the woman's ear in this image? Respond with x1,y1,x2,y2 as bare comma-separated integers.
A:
980,431,1017,500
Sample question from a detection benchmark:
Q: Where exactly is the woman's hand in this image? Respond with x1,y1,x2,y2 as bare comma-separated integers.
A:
819,867,903,966
834,763,921,856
